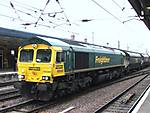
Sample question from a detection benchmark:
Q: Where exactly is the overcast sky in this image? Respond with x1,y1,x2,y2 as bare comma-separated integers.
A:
0,0,150,53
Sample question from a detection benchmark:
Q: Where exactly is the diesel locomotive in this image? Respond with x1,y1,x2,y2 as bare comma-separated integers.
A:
14,36,150,101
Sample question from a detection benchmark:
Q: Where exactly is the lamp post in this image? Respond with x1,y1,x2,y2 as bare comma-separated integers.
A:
127,45,129,50
118,40,120,49
92,32,94,44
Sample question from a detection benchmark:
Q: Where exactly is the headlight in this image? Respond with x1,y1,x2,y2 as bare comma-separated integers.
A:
18,75,25,79
42,76,50,80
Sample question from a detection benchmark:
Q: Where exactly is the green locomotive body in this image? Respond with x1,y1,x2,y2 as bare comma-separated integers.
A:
15,36,148,101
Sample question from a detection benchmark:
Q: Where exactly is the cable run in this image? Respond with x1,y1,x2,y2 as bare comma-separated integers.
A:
111,0,123,11
10,1,22,21
10,0,43,12
0,3,39,19
56,0,71,26
90,0,123,23
34,0,51,27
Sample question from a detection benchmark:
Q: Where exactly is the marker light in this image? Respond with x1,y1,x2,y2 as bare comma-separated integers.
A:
18,75,25,79
32,44,38,49
42,76,50,80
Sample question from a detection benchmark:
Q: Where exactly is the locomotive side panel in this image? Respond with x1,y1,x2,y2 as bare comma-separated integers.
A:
75,52,89,69
94,53,124,68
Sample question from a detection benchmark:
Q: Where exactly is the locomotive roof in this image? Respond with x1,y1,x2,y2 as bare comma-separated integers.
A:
125,51,141,57
22,36,125,55
141,54,149,57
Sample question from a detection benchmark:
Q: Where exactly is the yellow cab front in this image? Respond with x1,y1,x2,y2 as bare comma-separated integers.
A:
17,44,54,83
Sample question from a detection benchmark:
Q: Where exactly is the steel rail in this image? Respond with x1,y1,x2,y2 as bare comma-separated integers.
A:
25,102,53,113
0,89,18,96
0,93,21,101
93,74,149,113
0,80,18,87
0,89,20,101
127,84,150,113
0,99,34,112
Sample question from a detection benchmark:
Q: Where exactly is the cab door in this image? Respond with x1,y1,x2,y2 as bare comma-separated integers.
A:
0,50,3,69
53,52,65,77
68,47,74,72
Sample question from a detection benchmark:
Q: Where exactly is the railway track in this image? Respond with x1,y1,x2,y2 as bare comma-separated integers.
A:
0,69,149,113
0,72,18,87
0,80,18,87
0,98,57,113
25,69,150,113
15,101,55,113
0,89,56,113
0,72,17,83
0,88,20,101
93,73,150,113
0,99,34,113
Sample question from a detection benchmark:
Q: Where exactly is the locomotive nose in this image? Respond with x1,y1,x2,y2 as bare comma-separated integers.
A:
26,66,52,83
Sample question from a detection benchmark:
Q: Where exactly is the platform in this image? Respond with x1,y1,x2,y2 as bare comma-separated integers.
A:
131,85,150,113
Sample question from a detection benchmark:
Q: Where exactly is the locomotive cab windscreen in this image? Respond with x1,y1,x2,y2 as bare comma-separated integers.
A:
36,49,51,63
19,48,51,63
19,49,34,62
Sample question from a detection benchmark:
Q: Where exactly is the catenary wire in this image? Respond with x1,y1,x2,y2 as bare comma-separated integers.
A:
111,0,123,11
34,0,51,27
90,0,123,23
0,3,40,19
10,0,43,12
10,1,22,21
56,0,71,26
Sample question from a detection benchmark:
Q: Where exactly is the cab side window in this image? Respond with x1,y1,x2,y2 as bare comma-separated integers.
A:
56,52,66,63
56,52,61,63
62,51,66,63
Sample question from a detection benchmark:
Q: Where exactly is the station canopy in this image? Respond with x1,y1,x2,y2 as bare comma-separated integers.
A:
128,0,150,30
0,27,33,49
0,27,55,49
0,27,96,49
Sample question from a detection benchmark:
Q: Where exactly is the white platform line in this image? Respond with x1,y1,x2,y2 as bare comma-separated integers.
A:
59,106,75,113
0,72,17,75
